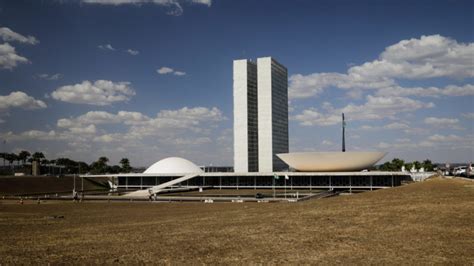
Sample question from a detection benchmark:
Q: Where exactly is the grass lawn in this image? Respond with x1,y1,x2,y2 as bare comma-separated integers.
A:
0,177,472,264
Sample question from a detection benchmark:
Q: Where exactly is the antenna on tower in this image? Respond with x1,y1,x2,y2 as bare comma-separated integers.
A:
342,113,346,152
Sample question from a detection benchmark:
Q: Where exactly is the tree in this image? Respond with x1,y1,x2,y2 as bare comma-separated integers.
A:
391,158,405,171
413,161,421,170
404,162,414,172
108,165,122,174
31,152,45,162
422,159,434,171
18,150,30,165
119,158,132,173
5,153,16,167
379,161,393,171
90,156,109,174
77,162,90,174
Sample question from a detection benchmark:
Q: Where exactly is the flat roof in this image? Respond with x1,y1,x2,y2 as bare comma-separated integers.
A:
82,171,410,178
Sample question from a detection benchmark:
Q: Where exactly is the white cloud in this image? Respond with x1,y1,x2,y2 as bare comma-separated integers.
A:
54,106,225,144
173,137,212,145
289,35,474,99
289,72,393,99
428,134,464,142
0,91,47,111
51,80,136,106
126,49,139,55
191,0,211,6
375,84,474,98
57,110,150,128
68,124,97,135
462,113,474,119
321,140,333,145
157,67,173,74
357,122,410,131
0,43,29,70
0,27,39,45
0,130,57,141
98,44,115,51
157,66,186,76
81,0,212,16
424,117,461,128
292,95,433,126
384,122,410,130
129,106,225,138
37,73,62,80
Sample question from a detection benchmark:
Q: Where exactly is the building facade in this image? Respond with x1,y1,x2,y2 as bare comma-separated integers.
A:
257,57,289,172
233,57,288,173
233,59,259,172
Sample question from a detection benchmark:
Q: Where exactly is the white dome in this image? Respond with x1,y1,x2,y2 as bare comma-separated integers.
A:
144,157,203,174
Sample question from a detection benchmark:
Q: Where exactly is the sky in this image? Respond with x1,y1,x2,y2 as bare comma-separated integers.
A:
0,0,473,167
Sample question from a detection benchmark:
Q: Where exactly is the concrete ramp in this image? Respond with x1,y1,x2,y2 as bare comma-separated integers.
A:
125,173,199,197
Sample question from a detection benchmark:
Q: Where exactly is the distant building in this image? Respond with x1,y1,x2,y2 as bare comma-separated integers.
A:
233,57,288,173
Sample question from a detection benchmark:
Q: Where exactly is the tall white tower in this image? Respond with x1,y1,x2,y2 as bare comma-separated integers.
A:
233,57,288,173
257,57,288,172
233,59,258,172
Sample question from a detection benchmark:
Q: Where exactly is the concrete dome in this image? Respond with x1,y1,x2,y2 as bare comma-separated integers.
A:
144,157,203,174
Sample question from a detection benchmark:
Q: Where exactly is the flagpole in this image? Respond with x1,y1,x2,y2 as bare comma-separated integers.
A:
272,174,275,199
342,113,346,152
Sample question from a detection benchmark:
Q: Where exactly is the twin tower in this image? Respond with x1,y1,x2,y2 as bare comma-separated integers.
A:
233,57,289,173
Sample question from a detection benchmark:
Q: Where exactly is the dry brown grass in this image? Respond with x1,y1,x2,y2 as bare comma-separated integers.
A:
0,177,472,264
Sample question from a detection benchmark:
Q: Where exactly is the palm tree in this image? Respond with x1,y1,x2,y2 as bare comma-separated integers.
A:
18,150,31,165
0,153,5,167
31,152,45,163
5,153,16,168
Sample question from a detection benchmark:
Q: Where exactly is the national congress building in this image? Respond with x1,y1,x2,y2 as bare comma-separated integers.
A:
233,57,289,173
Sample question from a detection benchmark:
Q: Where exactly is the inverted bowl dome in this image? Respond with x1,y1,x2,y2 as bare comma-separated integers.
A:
277,151,387,172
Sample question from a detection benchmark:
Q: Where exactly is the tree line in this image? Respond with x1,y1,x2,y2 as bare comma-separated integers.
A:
378,158,435,172
0,150,133,175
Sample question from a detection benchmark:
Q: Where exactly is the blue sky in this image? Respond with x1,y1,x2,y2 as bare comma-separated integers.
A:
0,0,473,166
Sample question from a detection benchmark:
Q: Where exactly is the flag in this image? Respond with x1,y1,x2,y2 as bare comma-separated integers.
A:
285,174,289,180
273,174,279,180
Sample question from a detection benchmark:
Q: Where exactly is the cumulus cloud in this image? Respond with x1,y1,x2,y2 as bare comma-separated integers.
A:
0,130,57,141
0,27,39,45
54,106,225,143
126,49,139,55
424,117,462,129
157,66,186,76
292,95,433,126
57,110,150,128
37,73,62,80
0,91,47,111
51,80,136,106
98,44,115,51
375,84,474,98
289,35,474,99
428,134,464,142
0,43,29,70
